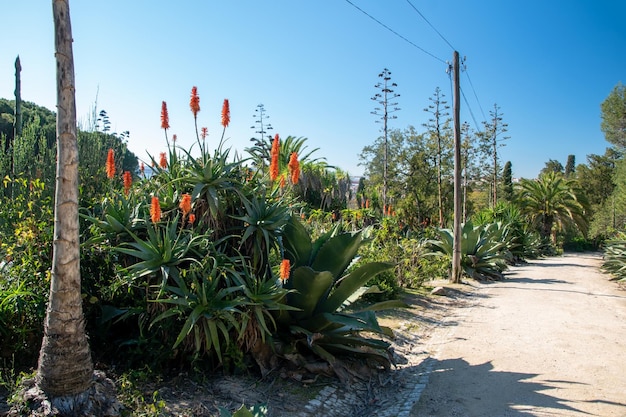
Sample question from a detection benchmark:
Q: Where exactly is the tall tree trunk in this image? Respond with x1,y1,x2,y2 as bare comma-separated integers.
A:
37,0,93,398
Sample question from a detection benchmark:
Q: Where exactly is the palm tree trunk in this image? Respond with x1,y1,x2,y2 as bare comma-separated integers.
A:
37,0,93,397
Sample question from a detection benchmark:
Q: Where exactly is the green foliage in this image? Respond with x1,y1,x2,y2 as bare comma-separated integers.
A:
516,171,589,245
151,265,245,363
280,215,404,378
428,221,511,280
116,369,168,417
219,403,268,417
600,82,626,148
601,235,626,282
355,218,447,298
0,98,138,204
502,161,513,202
0,177,53,366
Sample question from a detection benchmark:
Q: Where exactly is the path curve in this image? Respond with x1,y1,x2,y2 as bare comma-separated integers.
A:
411,252,626,417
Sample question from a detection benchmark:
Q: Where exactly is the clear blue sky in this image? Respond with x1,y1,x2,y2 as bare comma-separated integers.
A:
2,1,625,179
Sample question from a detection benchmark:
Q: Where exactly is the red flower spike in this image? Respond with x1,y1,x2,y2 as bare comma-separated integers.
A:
123,171,132,195
160,101,170,130
279,259,291,283
190,86,200,117
269,134,280,181
221,99,230,128
179,193,192,218
150,196,161,223
106,148,115,179
288,152,300,185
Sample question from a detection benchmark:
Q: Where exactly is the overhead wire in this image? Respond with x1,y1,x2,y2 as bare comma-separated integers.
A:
404,0,455,51
463,69,487,122
344,0,488,132
343,0,447,64
403,1,488,130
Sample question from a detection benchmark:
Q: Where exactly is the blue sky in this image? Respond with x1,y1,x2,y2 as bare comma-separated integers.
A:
2,1,625,179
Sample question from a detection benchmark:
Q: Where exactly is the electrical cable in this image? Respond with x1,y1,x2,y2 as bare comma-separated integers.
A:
404,0,456,51
461,87,482,133
464,69,487,122
344,0,447,64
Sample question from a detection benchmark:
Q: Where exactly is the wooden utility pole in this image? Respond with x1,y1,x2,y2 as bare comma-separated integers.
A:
451,51,462,283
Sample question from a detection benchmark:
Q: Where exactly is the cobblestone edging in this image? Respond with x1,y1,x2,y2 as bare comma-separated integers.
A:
294,288,478,417
294,355,436,417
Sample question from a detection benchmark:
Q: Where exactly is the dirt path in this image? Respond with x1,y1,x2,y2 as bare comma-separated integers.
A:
411,252,626,417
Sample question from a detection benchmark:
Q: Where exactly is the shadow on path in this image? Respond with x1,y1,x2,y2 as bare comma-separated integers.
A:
413,357,624,416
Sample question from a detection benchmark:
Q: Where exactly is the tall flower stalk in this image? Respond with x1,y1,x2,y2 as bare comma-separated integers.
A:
190,86,201,144
288,152,300,185
220,98,230,143
106,148,115,179
161,101,170,146
150,196,161,224
270,134,280,181
123,171,132,195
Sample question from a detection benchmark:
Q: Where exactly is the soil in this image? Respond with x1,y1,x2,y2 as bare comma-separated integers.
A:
2,252,625,416
411,252,626,417
109,285,472,417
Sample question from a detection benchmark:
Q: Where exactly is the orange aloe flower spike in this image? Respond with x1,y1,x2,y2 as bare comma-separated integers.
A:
106,148,115,179
159,152,167,169
150,196,161,223
160,101,170,130
123,171,132,195
288,152,300,185
221,99,230,128
279,259,291,283
269,134,280,181
188,214,196,225
179,193,192,218
190,86,200,117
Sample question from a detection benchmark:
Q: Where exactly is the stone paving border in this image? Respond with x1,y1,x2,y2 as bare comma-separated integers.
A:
294,284,480,417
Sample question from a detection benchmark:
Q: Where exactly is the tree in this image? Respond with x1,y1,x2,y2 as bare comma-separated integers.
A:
35,0,94,408
600,82,626,148
583,148,623,237
478,104,509,207
371,68,400,209
565,154,575,177
540,159,564,176
502,161,513,202
516,171,589,245
247,103,274,170
423,87,452,227
360,126,444,227
460,122,480,221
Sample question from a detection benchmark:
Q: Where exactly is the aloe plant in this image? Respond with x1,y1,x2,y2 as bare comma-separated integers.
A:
277,215,404,379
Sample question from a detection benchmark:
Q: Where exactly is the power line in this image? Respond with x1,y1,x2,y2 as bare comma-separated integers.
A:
344,0,447,64
460,87,482,133
463,69,487,121
404,0,455,51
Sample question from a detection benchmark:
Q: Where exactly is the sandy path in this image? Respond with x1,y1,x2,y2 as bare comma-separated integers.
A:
411,253,626,417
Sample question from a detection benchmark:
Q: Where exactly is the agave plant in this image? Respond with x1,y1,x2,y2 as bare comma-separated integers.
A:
276,215,404,380
601,237,626,282
428,221,511,280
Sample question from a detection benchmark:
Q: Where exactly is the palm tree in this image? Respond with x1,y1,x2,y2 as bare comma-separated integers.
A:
516,171,589,244
36,0,93,405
